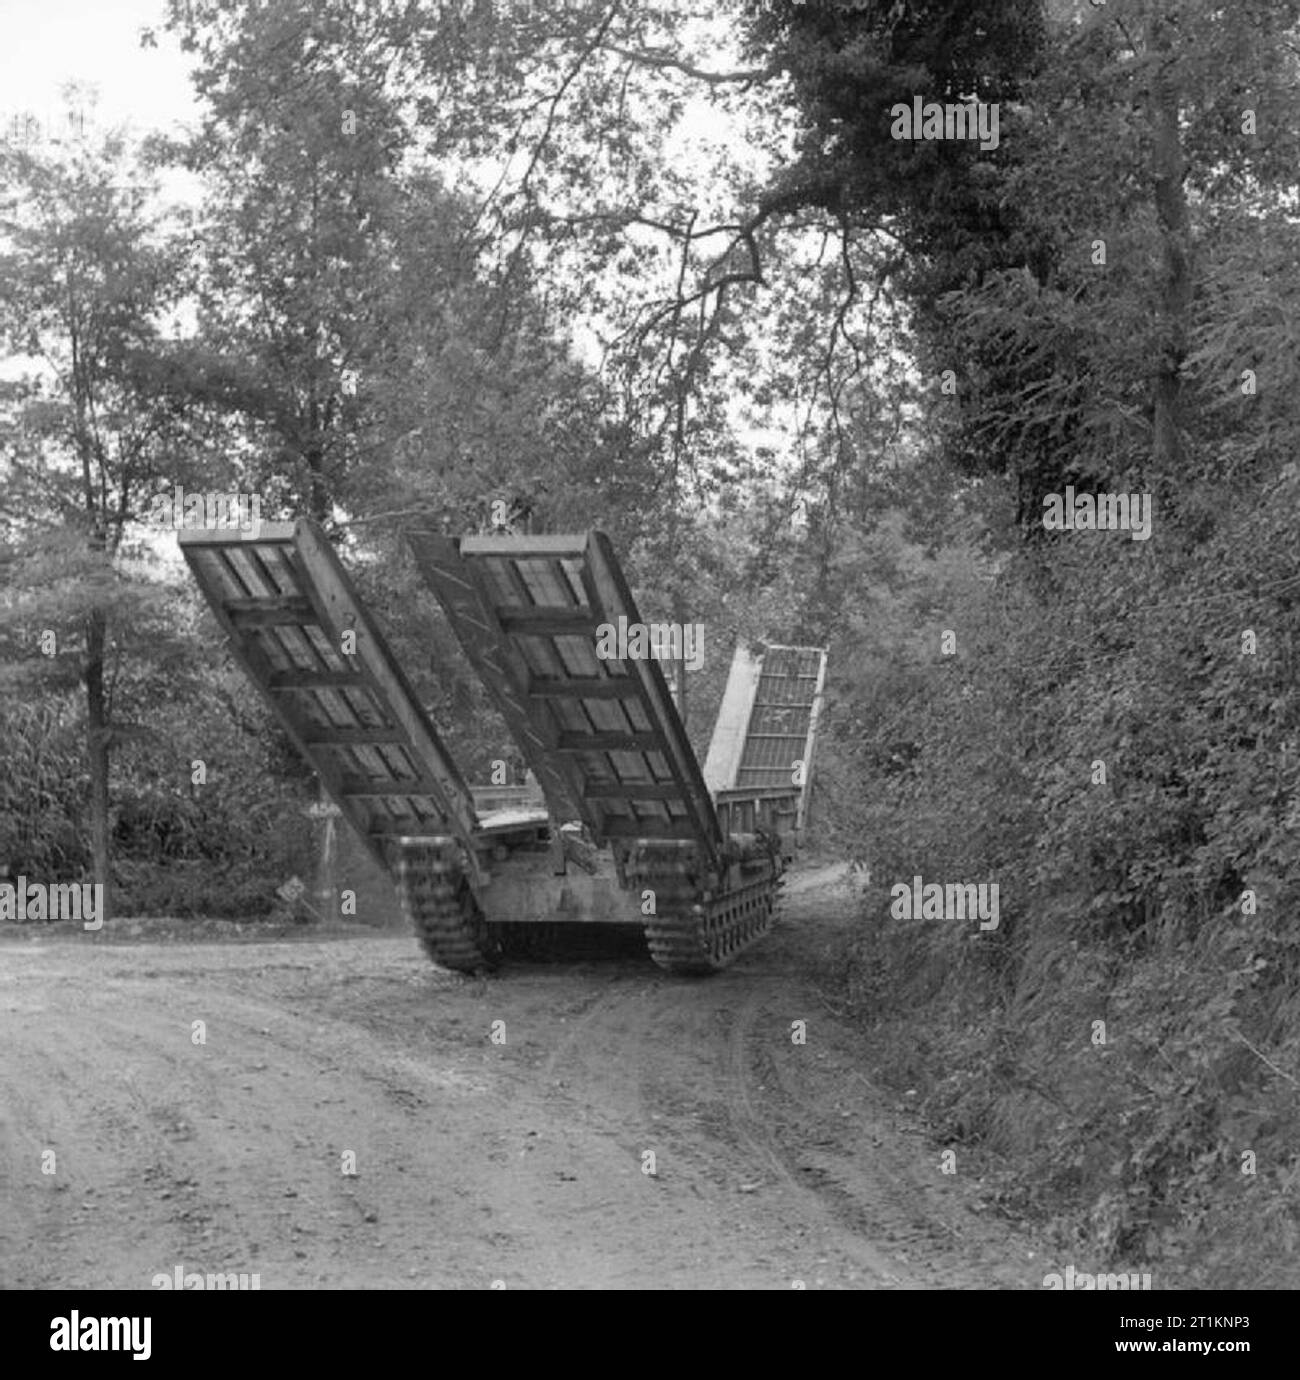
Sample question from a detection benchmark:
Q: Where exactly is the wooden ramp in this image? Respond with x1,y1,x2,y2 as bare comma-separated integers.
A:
703,642,828,842
406,530,723,869
179,520,481,877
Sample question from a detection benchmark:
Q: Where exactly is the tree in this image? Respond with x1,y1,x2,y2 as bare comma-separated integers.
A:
161,1,876,546
0,122,202,916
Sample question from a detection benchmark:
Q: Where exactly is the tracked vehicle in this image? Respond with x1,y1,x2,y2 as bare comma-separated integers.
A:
180,520,825,974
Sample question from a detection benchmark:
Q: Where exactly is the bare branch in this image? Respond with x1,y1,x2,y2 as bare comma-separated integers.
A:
605,45,782,88
468,2,625,249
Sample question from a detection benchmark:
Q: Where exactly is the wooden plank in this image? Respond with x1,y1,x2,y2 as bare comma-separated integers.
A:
459,534,590,558
176,523,297,547
582,531,721,865
487,558,572,682
496,605,594,635
292,520,481,867
182,517,484,884
715,785,800,803
226,595,314,614
406,531,592,825
340,776,444,799
411,528,721,861
583,782,681,801
501,618,598,639
303,727,405,746
487,551,543,609
557,730,662,752
527,675,639,699
228,598,318,628
471,784,546,810
268,669,367,690
179,544,389,874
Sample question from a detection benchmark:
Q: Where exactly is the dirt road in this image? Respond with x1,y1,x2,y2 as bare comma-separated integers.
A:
0,865,1041,1289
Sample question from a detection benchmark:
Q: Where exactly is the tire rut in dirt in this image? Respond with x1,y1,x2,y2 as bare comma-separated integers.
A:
717,987,913,1285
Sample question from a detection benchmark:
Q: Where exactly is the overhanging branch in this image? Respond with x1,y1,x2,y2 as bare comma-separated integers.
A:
605,45,783,88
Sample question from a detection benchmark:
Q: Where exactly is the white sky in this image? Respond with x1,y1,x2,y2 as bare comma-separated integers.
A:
0,3,204,382
0,1,844,460
0,0,198,141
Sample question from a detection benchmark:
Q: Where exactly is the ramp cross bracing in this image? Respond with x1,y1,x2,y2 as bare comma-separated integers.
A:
406,530,723,865
179,520,479,872
735,646,826,791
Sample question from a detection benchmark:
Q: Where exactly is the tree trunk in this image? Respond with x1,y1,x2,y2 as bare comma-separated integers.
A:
300,432,336,915
84,603,112,922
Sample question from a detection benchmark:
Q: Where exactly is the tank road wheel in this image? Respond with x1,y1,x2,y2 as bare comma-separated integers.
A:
391,837,502,974
630,840,783,974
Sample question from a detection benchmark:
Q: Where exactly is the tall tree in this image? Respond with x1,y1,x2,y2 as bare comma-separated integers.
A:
0,123,199,914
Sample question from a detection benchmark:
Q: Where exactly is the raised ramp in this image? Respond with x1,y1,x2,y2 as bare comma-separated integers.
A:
406,530,723,871
704,643,828,843
702,643,764,793
181,519,791,976
179,518,505,974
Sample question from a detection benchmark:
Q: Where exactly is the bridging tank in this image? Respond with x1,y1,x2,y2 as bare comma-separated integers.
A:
179,518,826,975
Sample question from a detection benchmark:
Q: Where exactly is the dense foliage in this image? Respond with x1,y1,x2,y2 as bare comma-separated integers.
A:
3,0,1299,1282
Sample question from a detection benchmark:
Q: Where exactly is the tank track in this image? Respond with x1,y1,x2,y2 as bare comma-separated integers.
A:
628,838,783,974
390,836,501,974
393,835,782,976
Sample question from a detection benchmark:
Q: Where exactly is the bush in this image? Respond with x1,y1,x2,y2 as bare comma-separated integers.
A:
830,477,1300,1286
112,857,276,919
